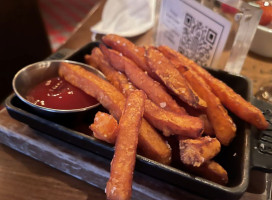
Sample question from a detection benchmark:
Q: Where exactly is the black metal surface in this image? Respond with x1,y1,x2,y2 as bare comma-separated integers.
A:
5,42,272,199
5,93,248,200
251,98,272,172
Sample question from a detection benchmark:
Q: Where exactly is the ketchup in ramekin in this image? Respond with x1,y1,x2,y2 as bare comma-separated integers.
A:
26,77,98,110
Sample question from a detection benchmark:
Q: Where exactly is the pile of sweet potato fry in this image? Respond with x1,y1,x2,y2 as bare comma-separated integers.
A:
58,34,268,200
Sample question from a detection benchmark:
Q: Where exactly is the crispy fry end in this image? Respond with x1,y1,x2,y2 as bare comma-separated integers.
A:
179,136,221,167
88,47,172,165
89,111,118,144
73,34,270,193
185,160,228,185
106,90,146,200
146,47,205,110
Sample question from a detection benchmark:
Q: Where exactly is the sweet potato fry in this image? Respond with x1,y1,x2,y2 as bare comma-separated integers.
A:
158,46,188,69
102,34,150,74
179,136,221,167
91,47,205,137
100,45,187,115
146,47,206,110
144,99,203,138
198,113,215,136
59,62,125,120
99,44,126,72
87,47,172,164
159,45,268,130
196,69,268,130
85,49,136,96
91,47,204,138
184,160,228,185
137,119,172,164
182,69,236,146
158,46,236,145
61,60,172,165
106,90,145,200
85,54,99,69
90,111,118,144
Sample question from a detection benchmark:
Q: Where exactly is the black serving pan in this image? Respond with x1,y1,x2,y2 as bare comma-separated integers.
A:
5,42,272,199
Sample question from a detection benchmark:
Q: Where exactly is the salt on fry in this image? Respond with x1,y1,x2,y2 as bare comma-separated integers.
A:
146,47,206,110
106,90,146,200
159,46,237,146
144,99,204,138
159,45,268,130
182,69,236,146
100,45,187,115
94,46,205,138
94,46,204,138
87,47,172,165
59,62,125,119
196,68,268,130
90,111,118,144
179,136,221,167
87,48,136,96
102,34,151,74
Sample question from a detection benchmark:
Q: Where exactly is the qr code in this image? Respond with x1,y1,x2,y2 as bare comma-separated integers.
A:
178,13,217,67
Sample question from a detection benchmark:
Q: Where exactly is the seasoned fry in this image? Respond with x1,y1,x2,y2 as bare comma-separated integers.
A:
198,113,215,136
144,99,203,138
100,45,187,115
179,136,221,167
87,48,136,96
61,36,260,192
60,61,172,165
90,47,203,138
146,47,206,110
159,45,268,130
90,111,118,144
137,119,172,164
59,62,125,119
87,47,172,164
173,97,214,136
102,34,151,74
159,46,236,146
198,70,268,130
85,54,99,69
158,46,187,70
106,90,145,200
184,160,228,185
182,69,236,146
99,44,126,72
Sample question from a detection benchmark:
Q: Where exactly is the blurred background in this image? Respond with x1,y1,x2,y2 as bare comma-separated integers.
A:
0,0,98,102
39,0,98,51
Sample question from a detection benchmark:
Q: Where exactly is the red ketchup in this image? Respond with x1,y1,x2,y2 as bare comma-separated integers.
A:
26,77,98,110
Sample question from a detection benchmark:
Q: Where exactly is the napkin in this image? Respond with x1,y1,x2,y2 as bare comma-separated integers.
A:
91,0,156,38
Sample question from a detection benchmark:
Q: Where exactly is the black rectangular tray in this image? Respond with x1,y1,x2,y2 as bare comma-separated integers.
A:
5,42,272,199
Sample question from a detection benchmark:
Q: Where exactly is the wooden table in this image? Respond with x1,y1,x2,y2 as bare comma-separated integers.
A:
0,1,272,199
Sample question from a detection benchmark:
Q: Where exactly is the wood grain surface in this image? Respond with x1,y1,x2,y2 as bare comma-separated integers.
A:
0,143,105,200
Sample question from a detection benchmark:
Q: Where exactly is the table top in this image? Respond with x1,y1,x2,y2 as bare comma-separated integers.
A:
0,0,272,199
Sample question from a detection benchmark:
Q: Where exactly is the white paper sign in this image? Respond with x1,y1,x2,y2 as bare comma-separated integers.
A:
156,0,231,68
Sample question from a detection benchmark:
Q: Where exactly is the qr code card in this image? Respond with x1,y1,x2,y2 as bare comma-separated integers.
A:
156,0,231,68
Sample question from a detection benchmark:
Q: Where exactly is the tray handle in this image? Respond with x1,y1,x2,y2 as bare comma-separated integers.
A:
251,97,272,172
